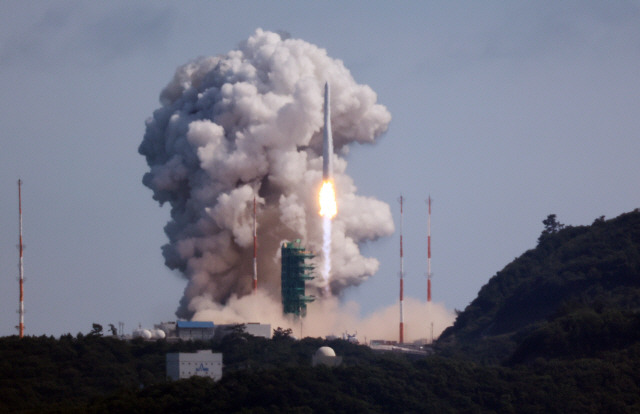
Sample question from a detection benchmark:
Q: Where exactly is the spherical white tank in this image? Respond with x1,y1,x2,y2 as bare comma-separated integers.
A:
133,329,152,339
315,346,336,357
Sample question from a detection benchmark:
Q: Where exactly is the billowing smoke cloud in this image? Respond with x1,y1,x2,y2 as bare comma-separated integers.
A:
139,29,394,320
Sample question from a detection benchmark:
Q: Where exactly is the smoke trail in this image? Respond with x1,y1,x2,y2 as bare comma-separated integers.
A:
139,29,393,319
322,216,331,290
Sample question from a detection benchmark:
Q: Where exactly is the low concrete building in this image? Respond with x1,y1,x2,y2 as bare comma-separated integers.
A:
166,350,223,381
244,323,272,339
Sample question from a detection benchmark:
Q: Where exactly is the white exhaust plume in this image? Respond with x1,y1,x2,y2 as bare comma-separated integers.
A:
139,29,393,321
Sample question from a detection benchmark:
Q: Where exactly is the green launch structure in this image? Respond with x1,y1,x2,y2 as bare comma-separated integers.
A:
281,239,316,317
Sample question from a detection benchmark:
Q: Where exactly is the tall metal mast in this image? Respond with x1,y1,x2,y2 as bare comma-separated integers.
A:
253,195,258,294
18,179,24,338
427,196,432,303
399,195,404,344
427,196,433,343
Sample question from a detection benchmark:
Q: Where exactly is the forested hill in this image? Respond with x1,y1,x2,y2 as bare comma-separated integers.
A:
3,211,640,412
4,331,640,412
438,209,640,363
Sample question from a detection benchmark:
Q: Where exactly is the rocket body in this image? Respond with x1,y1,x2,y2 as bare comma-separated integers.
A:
322,82,333,181
319,82,336,288
318,82,337,219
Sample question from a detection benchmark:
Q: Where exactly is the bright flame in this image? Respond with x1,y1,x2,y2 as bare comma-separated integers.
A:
319,180,337,292
319,181,337,218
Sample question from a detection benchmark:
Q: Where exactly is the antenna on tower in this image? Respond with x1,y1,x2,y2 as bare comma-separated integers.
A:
427,196,432,303
426,195,433,344
253,194,258,294
399,195,404,344
18,179,25,338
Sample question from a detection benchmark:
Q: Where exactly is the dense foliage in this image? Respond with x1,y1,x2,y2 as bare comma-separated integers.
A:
2,332,640,413
88,351,640,413
0,333,207,412
3,210,640,412
438,210,640,362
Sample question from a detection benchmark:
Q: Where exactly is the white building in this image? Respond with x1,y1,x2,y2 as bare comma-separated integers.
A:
244,323,272,339
166,350,223,381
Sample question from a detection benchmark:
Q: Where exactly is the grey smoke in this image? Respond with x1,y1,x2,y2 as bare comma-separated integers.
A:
139,29,393,319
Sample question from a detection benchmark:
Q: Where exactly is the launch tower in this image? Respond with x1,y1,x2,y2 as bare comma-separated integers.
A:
281,240,316,317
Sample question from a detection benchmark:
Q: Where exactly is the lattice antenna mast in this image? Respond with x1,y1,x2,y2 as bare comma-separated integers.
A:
253,195,258,294
427,196,432,302
399,195,404,344
18,179,25,338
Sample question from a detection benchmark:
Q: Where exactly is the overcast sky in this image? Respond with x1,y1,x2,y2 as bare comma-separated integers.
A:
1,1,639,337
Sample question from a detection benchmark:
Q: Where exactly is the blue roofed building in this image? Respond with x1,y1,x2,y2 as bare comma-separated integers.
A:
176,321,215,341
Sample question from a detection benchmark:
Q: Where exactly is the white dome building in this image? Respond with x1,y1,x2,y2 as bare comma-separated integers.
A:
312,346,342,367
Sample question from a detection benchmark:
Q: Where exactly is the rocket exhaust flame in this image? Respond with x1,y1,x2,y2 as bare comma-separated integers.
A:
319,181,336,289
318,181,337,219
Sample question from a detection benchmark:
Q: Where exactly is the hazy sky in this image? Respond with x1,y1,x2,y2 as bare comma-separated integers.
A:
1,1,639,337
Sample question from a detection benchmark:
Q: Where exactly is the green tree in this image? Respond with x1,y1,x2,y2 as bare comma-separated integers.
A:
539,214,565,241
273,327,293,340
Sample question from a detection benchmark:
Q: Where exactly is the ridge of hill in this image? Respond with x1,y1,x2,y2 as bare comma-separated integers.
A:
437,210,640,363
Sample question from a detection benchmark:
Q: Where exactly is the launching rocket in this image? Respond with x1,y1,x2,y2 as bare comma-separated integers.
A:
319,82,337,219
319,82,337,288
322,82,333,181
318,83,338,220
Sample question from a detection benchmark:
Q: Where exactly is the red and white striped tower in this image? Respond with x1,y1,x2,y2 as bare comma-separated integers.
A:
399,195,404,344
427,196,432,303
427,196,433,343
252,195,258,294
18,179,24,338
